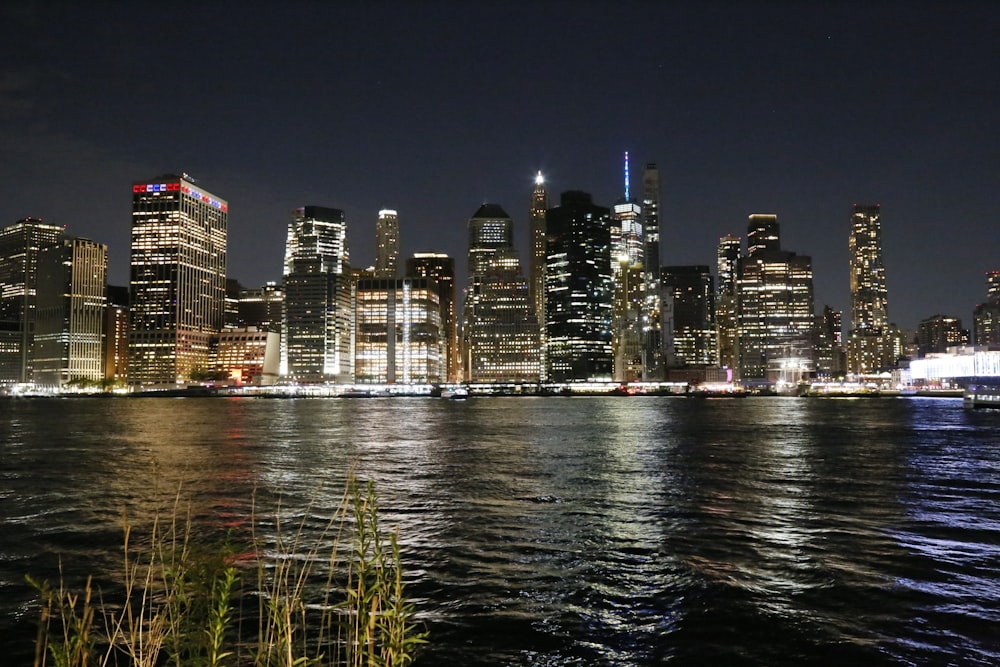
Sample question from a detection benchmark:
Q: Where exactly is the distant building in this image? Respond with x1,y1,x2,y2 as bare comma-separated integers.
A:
33,237,107,389
354,276,443,384
0,217,65,384
529,172,548,338
238,282,284,332
973,271,1000,349
213,327,280,385
737,214,816,384
104,285,129,384
641,163,663,379
406,253,459,382
715,234,741,370
282,206,353,383
544,191,613,383
846,204,895,373
662,265,717,367
611,154,644,383
463,204,540,384
128,174,227,388
916,315,969,357
375,209,400,277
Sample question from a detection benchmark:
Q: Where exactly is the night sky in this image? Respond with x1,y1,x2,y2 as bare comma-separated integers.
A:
2,1,996,332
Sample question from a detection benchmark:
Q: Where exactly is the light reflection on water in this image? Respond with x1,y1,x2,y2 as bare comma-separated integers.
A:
1,396,998,665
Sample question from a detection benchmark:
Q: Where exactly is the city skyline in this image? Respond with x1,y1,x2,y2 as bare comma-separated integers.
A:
1,2,996,332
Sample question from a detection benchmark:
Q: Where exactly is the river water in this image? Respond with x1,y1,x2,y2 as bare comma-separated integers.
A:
1,395,998,665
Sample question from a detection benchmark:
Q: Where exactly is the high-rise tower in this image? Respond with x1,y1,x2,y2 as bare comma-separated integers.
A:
641,163,663,379
715,234,741,370
612,153,644,382
0,217,65,384
375,209,400,277
407,253,459,382
282,205,353,383
128,175,227,388
847,203,894,373
529,172,548,335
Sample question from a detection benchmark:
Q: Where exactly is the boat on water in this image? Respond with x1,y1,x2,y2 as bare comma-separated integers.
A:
440,387,469,399
963,384,1000,409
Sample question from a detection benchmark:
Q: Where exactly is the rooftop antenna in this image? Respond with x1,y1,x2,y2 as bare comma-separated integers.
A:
624,151,630,201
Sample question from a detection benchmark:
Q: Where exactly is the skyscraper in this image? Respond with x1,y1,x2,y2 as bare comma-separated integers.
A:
128,175,227,388
0,217,65,384
375,209,400,277
34,237,107,389
737,214,816,384
612,153,644,382
463,205,540,384
407,253,459,382
715,234,741,370
545,191,614,383
847,203,894,373
662,265,717,367
282,205,353,383
529,172,548,335
973,271,1000,349
641,163,663,379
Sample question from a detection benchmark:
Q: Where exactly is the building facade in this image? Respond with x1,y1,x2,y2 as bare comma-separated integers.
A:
406,253,458,382
282,205,353,383
529,172,548,339
0,218,66,385
715,234,741,370
847,204,895,373
544,191,613,383
662,265,717,367
128,175,227,388
973,271,1000,349
641,163,663,379
33,237,108,389
375,209,400,277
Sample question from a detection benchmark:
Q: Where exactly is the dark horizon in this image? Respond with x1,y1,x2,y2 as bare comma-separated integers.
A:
2,1,997,332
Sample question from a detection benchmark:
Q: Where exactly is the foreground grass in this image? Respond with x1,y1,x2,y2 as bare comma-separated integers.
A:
29,479,426,667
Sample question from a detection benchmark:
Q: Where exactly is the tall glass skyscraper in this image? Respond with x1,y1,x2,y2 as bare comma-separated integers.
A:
847,203,893,373
715,234,741,370
282,205,353,383
544,191,614,383
129,175,227,388
375,209,400,277
641,163,663,379
529,172,548,334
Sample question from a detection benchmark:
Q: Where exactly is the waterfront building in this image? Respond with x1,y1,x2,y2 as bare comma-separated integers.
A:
815,306,846,378
544,191,614,383
973,271,1000,349
375,209,400,277
213,327,280,386
104,285,128,385
463,204,540,384
612,154,645,382
355,276,443,385
127,175,227,388
282,205,353,383
662,265,717,367
715,234,741,370
33,237,107,389
529,172,548,339
406,253,459,382
238,282,284,332
737,214,817,384
641,163,663,379
0,217,65,384
916,315,969,357
847,204,895,373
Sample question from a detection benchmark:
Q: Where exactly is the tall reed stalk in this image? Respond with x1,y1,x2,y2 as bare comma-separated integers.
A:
29,479,426,666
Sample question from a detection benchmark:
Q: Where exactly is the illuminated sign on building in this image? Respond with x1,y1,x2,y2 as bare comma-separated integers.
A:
132,182,228,212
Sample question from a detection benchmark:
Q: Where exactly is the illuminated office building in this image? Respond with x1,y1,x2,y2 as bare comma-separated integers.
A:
406,253,458,382
238,282,284,332
847,204,895,373
641,163,663,379
737,214,816,383
104,285,129,384
282,205,353,383
0,218,66,384
662,265,717,367
544,190,613,383
354,276,443,384
916,315,968,356
128,174,227,388
375,209,400,277
464,203,539,384
33,237,107,389
973,271,1000,349
529,172,548,334
715,234,741,370
612,153,644,382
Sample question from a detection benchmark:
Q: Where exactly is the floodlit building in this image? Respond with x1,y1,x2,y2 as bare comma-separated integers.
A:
0,217,65,385
128,174,227,388
33,237,107,389
737,214,817,384
213,327,280,386
354,276,443,384
847,204,895,373
406,253,458,382
544,191,614,383
282,205,353,383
